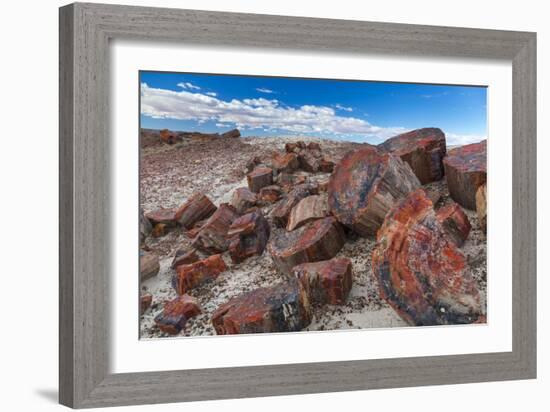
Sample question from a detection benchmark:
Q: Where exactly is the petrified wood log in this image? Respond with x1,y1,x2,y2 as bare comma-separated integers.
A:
268,217,345,275
230,187,257,214
259,185,282,203
372,189,482,326
221,128,241,138
276,172,307,191
247,167,273,193
175,193,217,229
378,128,446,184
211,279,311,334
140,294,153,315
286,194,328,231
285,141,306,153
145,208,178,227
298,150,320,172
328,147,421,236
140,251,159,281
228,210,271,263
292,258,352,305
436,203,471,247
192,203,240,253
270,184,316,228
443,140,487,210
172,254,227,294
476,183,487,234
171,248,200,269
319,156,335,173
271,152,299,173
154,294,201,335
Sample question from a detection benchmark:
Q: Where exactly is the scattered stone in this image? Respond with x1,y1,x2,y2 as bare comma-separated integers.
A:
172,254,227,294
268,217,345,274
171,249,200,269
436,202,471,247
372,189,482,326
159,129,179,144
286,194,328,231
151,223,167,238
192,204,240,253
140,294,153,315
211,279,311,334
247,167,273,193
175,193,217,229
145,208,178,227
443,140,487,210
230,187,257,214
140,251,160,281
292,258,352,305
271,152,299,173
259,185,283,203
328,146,421,236
285,141,306,153
227,210,271,263
221,128,241,138
378,128,447,184
476,183,487,234
154,294,202,335
271,184,316,228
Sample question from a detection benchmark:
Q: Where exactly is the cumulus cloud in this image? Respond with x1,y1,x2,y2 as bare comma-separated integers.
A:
256,87,275,94
177,82,201,90
446,133,486,146
335,104,353,112
206,92,217,97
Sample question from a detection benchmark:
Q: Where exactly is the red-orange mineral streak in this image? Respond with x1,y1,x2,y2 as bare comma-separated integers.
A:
172,254,227,294
372,189,482,326
154,294,201,335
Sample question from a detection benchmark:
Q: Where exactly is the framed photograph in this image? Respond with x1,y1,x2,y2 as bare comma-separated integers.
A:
59,3,536,408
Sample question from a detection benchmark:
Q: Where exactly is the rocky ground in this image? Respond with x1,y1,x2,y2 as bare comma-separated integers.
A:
139,133,487,338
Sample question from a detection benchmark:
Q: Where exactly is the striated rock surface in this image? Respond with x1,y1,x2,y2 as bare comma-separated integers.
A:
154,294,201,335
175,193,217,229
292,258,352,305
378,128,446,184
140,251,160,281
211,279,311,334
192,204,240,253
328,147,421,236
227,210,271,263
172,254,227,294
247,167,273,193
443,140,487,210
268,217,345,275
286,194,328,231
372,189,482,326
230,187,257,214
436,202,471,247
171,248,200,269
476,183,487,234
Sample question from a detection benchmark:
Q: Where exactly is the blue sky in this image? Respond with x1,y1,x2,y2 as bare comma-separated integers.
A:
140,71,487,146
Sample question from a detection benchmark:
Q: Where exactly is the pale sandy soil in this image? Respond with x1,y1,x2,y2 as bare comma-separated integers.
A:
139,134,486,338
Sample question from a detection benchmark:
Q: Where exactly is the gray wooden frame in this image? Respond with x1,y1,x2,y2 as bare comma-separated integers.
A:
59,2,536,408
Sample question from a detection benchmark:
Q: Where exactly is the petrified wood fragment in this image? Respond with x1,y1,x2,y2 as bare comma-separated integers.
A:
221,128,241,138
145,208,178,227
140,209,152,243
171,248,200,269
298,150,320,173
159,128,179,144
328,147,421,236
268,217,345,275
372,189,482,326
276,173,308,191
247,167,273,193
140,251,160,281
285,141,306,153
292,258,352,305
154,294,201,335
211,279,311,334
378,128,446,184
140,294,153,315
286,194,328,231
230,187,257,214
245,156,261,173
259,185,282,203
175,193,217,229
227,210,271,263
271,152,299,173
443,140,487,210
151,223,167,238
270,184,315,228
319,156,335,173
307,142,321,151
436,202,471,247
192,203,240,253
172,254,227,294
476,183,487,234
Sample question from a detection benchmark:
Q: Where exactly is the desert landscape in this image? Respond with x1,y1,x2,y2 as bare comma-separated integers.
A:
139,127,487,338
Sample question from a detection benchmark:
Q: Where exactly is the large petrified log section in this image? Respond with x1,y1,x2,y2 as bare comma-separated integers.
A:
328,147,421,236
227,210,271,263
230,187,257,214
175,193,217,229
192,203,240,253
476,183,487,234
268,217,345,275
378,128,446,184
436,202,471,247
270,184,315,228
140,251,160,281
286,194,328,231
172,254,227,294
292,258,352,305
154,294,202,335
247,167,273,193
372,189,482,326
211,279,311,334
443,140,487,210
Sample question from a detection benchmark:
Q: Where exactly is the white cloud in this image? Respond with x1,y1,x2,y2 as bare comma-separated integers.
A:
335,104,353,112
446,133,486,146
256,87,275,94
206,92,217,97
141,82,406,141
177,82,201,90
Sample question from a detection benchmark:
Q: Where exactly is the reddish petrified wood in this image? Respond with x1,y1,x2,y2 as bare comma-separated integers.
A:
172,254,227,294
259,185,282,203
276,173,308,191
247,167,273,193
211,279,311,334
476,183,487,234
159,128,179,144
328,147,421,236
319,156,335,173
175,193,217,229
245,156,261,173
230,187,257,214
378,128,447,184
270,184,315,228
271,152,299,173
145,208,178,227
285,141,306,153
436,202,471,247
227,210,271,263
443,140,487,210
298,150,320,172
221,128,241,138
286,194,328,231
292,258,352,305
154,294,201,335
192,203,240,253
140,294,153,315
140,251,159,281
372,189,482,326
171,249,200,269
268,217,345,275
